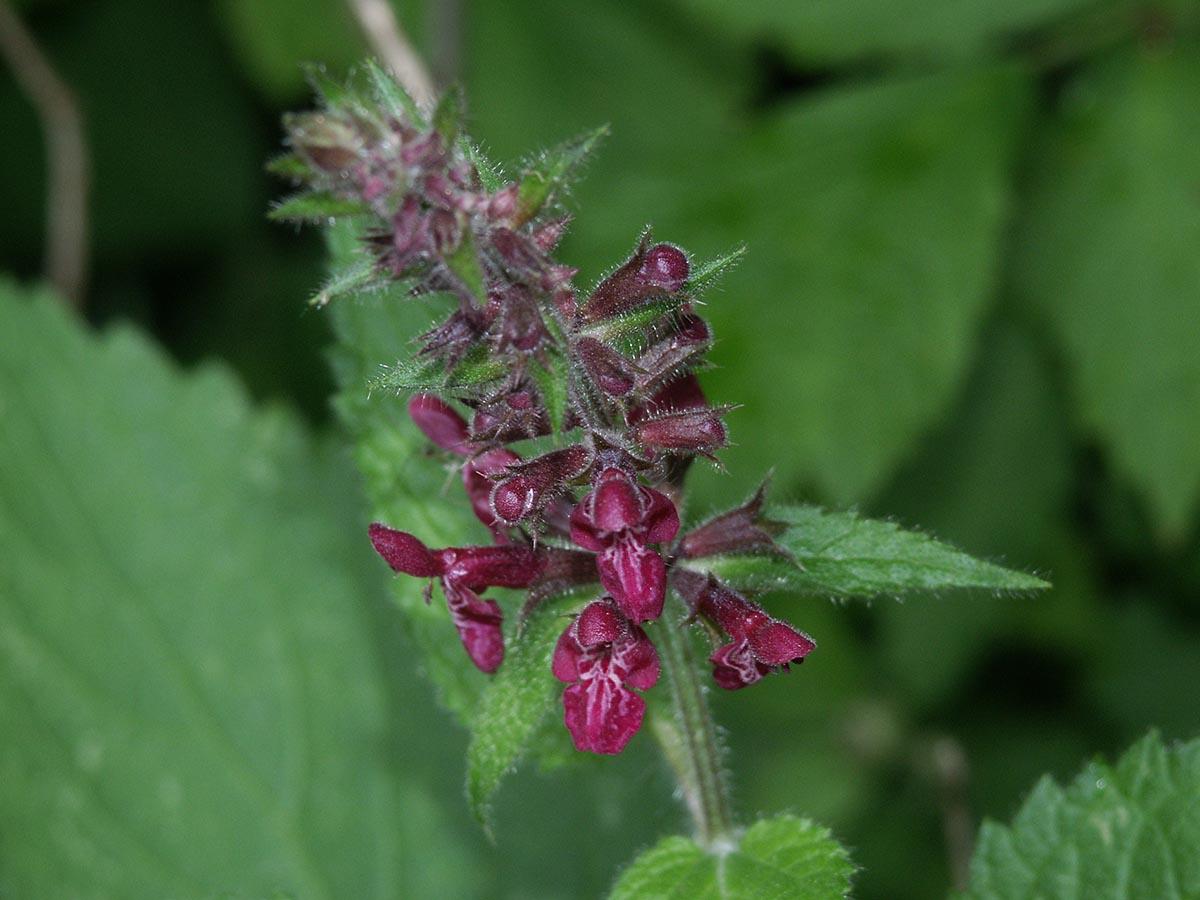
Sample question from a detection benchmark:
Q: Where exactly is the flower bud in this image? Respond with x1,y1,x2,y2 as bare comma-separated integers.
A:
408,395,471,454
490,444,593,524
678,485,785,559
631,406,728,454
580,237,690,324
486,184,519,221
285,112,363,173
575,337,639,397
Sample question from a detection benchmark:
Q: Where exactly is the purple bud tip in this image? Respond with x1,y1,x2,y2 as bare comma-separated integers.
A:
575,600,624,646
491,475,536,525
641,244,689,290
369,524,442,577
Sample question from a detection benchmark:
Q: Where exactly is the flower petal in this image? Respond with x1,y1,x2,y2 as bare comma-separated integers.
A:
368,524,442,577
598,542,665,622
562,679,646,755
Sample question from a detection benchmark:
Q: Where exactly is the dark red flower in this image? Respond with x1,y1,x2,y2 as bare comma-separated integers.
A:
368,523,545,673
569,467,679,622
680,574,815,689
551,598,659,754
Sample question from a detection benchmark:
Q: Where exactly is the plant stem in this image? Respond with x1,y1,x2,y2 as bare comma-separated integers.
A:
652,599,736,849
0,0,90,310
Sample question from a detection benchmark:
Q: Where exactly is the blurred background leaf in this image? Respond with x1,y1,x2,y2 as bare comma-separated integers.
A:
0,284,479,898
2,0,1199,898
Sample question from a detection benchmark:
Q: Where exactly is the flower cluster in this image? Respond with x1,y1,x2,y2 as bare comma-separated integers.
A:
278,72,814,754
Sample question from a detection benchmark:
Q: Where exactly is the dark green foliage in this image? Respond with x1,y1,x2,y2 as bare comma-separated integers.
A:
2,2,1199,899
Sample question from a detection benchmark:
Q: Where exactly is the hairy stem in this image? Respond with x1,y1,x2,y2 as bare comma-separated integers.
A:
652,596,736,849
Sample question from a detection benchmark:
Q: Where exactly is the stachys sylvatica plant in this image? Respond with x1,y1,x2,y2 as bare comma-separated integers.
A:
271,63,1048,893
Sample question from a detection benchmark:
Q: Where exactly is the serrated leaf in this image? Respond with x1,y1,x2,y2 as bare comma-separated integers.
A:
514,125,609,227
609,815,854,900
686,245,747,295
0,282,478,898
1013,43,1200,540
961,731,1200,900
269,190,367,222
466,599,569,830
694,504,1048,596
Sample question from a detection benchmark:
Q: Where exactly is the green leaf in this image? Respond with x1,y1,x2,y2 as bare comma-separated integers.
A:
671,0,1110,65
466,599,569,830
1013,43,1200,540
609,815,854,900
690,66,1033,508
694,504,1049,596
871,321,1074,707
961,731,1200,900
0,282,478,898
269,190,367,222
515,125,609,226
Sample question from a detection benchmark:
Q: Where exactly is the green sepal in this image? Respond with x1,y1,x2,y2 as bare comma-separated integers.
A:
463,141,507,193
578,295,689,344
529,348,571,438
265,152,314,181
687,244,747,295
302,61,356,111
268,190,367,223
432,85,464,148
363,58,425,125
309,259,378,308
442,224,487,303
369,343,508,397
513,125,609,227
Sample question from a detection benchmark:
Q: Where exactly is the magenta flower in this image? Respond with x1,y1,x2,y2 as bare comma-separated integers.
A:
569,467,680,622
368,523,545,673
552,598,660,754
407,394,521,540
688,576,815,689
